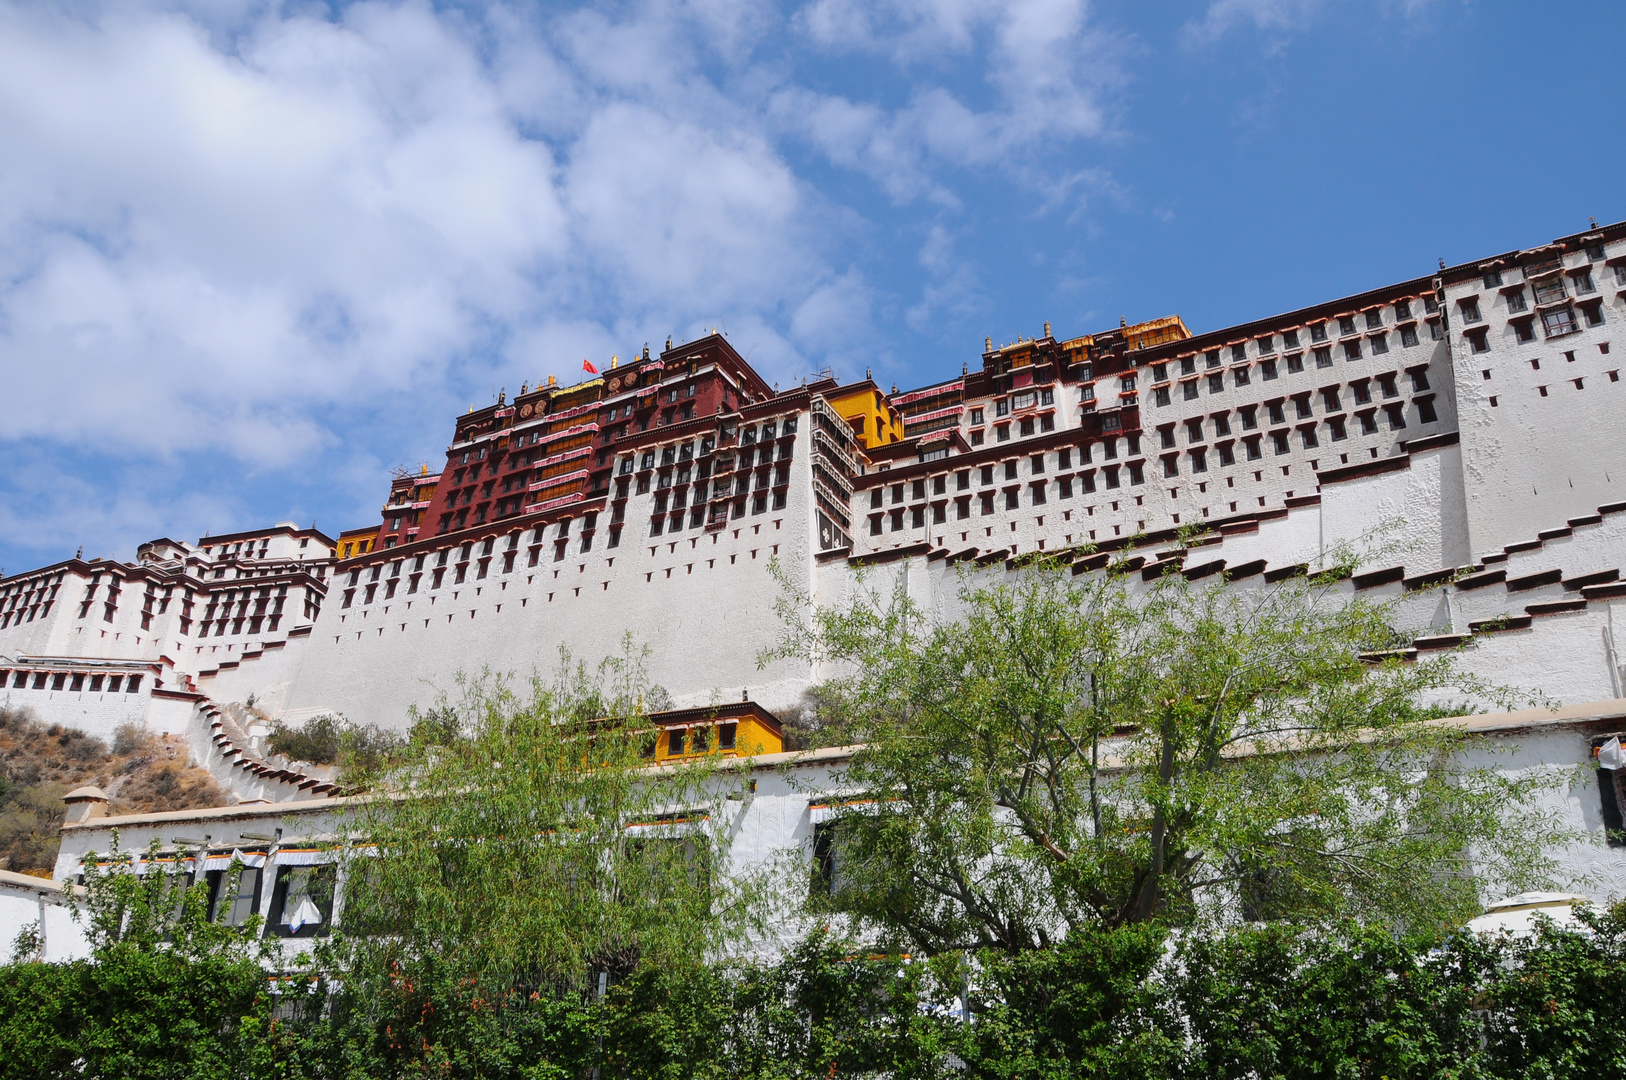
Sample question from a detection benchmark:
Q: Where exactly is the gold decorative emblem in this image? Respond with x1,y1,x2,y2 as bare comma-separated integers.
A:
520,403,533,417
608,376,621,392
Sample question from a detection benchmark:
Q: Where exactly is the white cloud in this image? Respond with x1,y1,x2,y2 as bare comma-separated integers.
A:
0,0,1124,564
780,0,1120,200
1182,0,1435,48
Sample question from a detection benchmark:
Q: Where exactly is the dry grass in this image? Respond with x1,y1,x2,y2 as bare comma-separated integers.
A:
0,706,228,875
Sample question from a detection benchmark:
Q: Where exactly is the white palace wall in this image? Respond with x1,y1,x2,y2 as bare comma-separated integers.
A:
278,423,824,728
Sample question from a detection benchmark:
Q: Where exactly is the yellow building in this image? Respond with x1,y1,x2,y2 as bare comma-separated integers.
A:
644,701,784,762
335,526,379,561
824,380,905,451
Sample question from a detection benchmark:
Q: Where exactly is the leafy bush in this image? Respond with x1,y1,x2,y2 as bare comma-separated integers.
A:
267,714,407,773
267,714,342,764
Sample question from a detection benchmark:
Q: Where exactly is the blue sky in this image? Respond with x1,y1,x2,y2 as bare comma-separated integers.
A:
1,0,1621,573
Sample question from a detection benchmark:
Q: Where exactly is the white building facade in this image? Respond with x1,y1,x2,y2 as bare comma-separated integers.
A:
2,220,1625,932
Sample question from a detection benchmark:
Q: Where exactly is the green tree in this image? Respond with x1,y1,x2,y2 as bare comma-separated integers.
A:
765,550,1566,950
0,837,287,1080
332,646,762,988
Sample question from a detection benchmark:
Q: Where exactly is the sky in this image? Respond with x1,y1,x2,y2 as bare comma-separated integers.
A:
1,0,1622,573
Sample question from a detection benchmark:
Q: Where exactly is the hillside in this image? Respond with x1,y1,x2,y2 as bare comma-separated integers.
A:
0,706,228,876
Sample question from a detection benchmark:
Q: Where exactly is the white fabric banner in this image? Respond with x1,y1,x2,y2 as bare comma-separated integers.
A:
272,848,336,868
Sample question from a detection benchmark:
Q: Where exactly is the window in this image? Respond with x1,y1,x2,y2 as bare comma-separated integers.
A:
995,398,1010,417
1400,325,1419,348
1256,336,1273,355
1506,288,1528,313
1328,416,1347,441
996,425,1011,442
1239,405,1258,430
1416,396,1438,424
1030,482,1046,505
1284,330,1300,348
1260,358,1278,380
969,407,984,425
1321,387,1341,411
1409,368,1430,392
1394,300,1411,320
1310,321,1328,343
1358,411,1378,434
1181,357,1197,376
1233,366,1250,387
980,492,996,515
1482,268,1502,289
1004,489,1019,510
1154,386,1171,407
1152,363,1167,381
1190,448,1207,473
1338,315,1357,336
1183,381,1200,401
1207,373,1224,393
1271,432,1290,455
1216,442,1235,466
1370,333,1389,355
1351,379,1371,405
1314,347,1333,368
202,864,263,928
1343,339,1362,360
1300,425,1318,449
1212,412,1231,436
1244,436,1263,460
1542,307,1577,337
1533,275,1567,306
1160,427,1176,449
1019,417,1035,436
267,865,336,938
1365,309,1384,330
957,470,971,490
1285,353,1304,374
1459,297,1482,323
1573,270,1596,294
1163,456,1179,478
1266,400,1286,425
1206,350,1222,368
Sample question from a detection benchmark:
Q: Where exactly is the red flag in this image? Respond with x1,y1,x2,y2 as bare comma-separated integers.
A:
582,358,599,375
